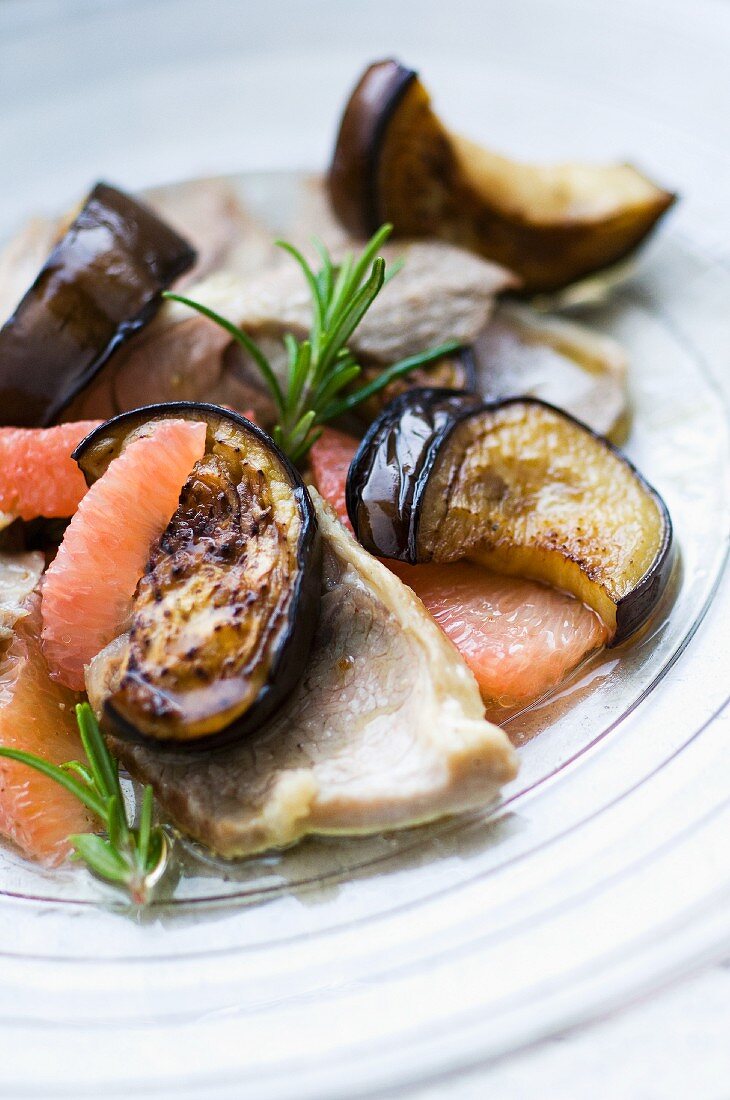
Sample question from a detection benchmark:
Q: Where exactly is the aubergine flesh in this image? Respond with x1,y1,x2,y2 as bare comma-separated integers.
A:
347,389,673,644
0,183,196,427
76,403,320,748
89,493,517,857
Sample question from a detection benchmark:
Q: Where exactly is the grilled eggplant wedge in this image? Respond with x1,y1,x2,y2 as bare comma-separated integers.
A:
0,183,195,427
347,390,672,645
76,403,320,748
328,59,676,293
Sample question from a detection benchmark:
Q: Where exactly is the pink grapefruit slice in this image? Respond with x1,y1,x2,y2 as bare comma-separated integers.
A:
391,560,609,709
308,427,358,533
0,421,101,520
0,594,95,865
41,418,207,690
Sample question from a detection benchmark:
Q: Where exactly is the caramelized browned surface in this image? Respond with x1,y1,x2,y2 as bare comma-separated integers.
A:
81,405,318,745
109,450,297,741
329,61,675,293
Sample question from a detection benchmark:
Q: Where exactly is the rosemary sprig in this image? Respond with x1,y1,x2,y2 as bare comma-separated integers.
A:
163,224,459,463
0,703,168,905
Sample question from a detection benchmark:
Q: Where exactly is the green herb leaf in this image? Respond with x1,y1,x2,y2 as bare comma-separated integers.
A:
320,341,460,421
163,225,460,463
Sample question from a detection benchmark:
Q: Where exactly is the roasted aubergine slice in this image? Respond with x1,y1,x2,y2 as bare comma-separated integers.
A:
0,183,196,427
347,390,673,645
328,59,676,293
76,402,320,748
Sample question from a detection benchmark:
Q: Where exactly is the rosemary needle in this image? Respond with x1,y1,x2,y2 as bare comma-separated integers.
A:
164,224,460,463
0,703,168,906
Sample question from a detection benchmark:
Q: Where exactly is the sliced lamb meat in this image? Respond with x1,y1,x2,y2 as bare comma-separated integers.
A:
232,239,518,366
143,176,278,286
62,239,515,424
474,303,629,442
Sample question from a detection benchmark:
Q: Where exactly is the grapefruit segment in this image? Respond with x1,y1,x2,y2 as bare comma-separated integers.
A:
0,594,95,865
0,421,101,520
41,418,207,690
391,561,609,709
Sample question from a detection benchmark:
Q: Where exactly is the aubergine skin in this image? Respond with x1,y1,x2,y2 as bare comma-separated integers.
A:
346,388,482,560
347,389,673,646
328,59,417,238
0,183,196,427
78,402,320,750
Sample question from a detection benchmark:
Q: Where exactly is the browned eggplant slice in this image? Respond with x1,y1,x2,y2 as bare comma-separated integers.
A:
328,59,676,293
76,402,320,748
347,388,482,560
347,390,673,644
90,493,516,857
0,183,196,427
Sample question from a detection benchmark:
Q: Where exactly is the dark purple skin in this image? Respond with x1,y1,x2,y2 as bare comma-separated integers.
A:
0,183,196,427
346,388,674,646
74,402,321,751
346,387,482,562
327,58,417,237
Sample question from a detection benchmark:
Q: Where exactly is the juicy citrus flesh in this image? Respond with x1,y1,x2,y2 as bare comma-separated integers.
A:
310,429,610,709
0,594,95,865
308,428,357,534
391,561,609,709
41,419,207,691
0,421,101,520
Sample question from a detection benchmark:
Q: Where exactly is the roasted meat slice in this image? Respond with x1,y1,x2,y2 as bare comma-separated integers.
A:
474,304,629,443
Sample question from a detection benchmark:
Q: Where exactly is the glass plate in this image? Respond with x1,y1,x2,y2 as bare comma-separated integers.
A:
0,1,728,1096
